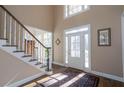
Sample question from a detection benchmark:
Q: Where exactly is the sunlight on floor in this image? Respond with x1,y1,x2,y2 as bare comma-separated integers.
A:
24,73,69,87
37,77,52,84
42,79,58,86
24,82,37,87
37,73,62,84
60,73,86,87
50,73,62,78
42,73,68,86
55,74,68,80
24,72,88,87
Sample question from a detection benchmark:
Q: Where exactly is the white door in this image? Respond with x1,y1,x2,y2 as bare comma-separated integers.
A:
65,25,90,70
68,32,84,69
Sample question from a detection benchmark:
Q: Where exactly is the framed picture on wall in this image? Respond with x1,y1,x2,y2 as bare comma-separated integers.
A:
55,38,61,45
98,28,111,46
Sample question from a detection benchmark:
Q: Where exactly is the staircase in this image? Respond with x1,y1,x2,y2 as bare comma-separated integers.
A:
0,6,52,74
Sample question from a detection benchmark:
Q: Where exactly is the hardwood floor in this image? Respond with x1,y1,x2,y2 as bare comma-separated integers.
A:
52,65,124,87
22,64,124,87
98,77,124,87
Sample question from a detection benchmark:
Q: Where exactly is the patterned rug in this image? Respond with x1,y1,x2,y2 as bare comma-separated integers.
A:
69,73,99,87
38,68,99,87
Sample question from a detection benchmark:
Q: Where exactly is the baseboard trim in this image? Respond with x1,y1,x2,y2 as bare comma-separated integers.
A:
53,62,124,82
6,72,45,87
53,61,68,67
91,70,124,82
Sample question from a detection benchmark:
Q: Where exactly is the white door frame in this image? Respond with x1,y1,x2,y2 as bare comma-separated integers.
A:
63,24,91,72
121,12,124,78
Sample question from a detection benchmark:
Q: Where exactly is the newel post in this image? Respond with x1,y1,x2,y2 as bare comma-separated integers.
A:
46,48,51,71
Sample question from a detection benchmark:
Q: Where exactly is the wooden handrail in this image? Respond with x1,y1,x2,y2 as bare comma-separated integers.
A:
0,5,51,49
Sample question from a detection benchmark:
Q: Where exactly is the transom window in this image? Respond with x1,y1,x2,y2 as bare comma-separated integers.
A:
65,5,89,18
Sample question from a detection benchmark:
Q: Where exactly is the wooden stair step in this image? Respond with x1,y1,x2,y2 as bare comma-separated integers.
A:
22,55,32,57
40,64,47,68
0,38,8,40
2,45,18,47
13,50,25,53
29,59,38,62
35,62,42,65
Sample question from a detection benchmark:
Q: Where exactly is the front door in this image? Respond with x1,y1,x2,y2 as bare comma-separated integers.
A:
65,26,90,70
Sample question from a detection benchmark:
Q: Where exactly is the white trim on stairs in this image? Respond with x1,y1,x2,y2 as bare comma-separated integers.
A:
6,72,45,87
4,72,20,86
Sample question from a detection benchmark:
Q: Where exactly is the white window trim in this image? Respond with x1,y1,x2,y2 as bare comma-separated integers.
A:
63,24,91,72
64,5,90,19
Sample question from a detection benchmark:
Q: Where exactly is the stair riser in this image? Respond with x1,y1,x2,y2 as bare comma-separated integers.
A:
1,47,17,53
13,53,26,59
22,57,33,62
30,61,38,65
0,40,6,46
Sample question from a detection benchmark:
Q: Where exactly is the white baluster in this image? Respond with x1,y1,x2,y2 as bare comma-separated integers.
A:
16,23,19,50
18,25,21,50
21,28,25,51
24,33,27,54
11,18,15,45
20,26,23,50
40,44,41,63
14,20,16,45
6,13,9,44
0,8,6,39
4,11,6,39
9,16,12,45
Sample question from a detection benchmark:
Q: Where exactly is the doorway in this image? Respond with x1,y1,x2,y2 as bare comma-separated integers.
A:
64,25,91,71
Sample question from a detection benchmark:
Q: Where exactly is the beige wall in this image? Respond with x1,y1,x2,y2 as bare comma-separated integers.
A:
0,49,41,86
54,5,124,77
4,5,54,32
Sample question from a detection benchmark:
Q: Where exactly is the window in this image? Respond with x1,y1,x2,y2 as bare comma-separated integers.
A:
65,27,88,34
65,5,89,18
44,32,52,47
65,37,68,63
84,34,89,68
71,36,80,57
25,26,52,62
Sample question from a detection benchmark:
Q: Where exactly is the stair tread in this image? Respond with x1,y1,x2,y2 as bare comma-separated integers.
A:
0,38,8,40
35,62,43,65
2,45,18,47
13,50,25,53
37,63,47,66
35,63,47,67
29,59,38,62
22,55,32,57
40,65,47,68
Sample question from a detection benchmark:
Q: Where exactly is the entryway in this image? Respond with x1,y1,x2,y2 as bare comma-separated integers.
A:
64,25,91,71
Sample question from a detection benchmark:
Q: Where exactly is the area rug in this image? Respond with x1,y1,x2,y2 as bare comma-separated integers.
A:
38,68,99,87
69,73,99,87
